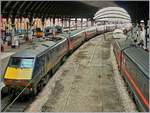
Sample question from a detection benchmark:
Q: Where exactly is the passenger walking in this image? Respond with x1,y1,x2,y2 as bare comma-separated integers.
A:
138,20,146,49
15,35,19,48
28,25,33,43
52,27,56,37
1,38,4,52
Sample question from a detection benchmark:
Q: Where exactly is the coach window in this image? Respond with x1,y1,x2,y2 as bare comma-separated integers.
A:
143,79,149,101
134,67,141,87
51,48,54,58
46,53,49,61
53,48,57,58
56,46,59,52
48,52,51,60
128,58,137,82
125,57,132,74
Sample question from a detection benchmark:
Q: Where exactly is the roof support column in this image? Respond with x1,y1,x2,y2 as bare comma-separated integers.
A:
44,18,47,29
5,17,9,35
29,16,33,28
5,17,8,30
8,17,12,32
20,17,22,33
41,17,45,36
81,18,83,29
49,18,52,27
1,16,5,32
52,17,56,37
26,19,29,40
69,18,71,31
11,15,16,48
75,17,77,30
1,16,5,46
28,16,33,40
63,18,66,28
53,17,55,26
57,18,60,26
86,18,88,27
91,18,94,26
61,17,64,28
28,16,33,43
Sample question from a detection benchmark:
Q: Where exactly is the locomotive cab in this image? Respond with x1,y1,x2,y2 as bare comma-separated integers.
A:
4,57,35,88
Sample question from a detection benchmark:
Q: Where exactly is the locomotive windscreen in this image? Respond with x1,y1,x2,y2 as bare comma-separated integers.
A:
4,57,34,79
9,57,34,68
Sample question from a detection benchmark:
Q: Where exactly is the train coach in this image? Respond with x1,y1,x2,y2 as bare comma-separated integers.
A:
58,29,85,52
84,26,97,40
113,36,149,112
106,24,116,32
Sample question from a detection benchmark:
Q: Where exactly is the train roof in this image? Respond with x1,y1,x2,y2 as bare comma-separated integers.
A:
60,29,84,37
124,47,149,78
70,29,85,37
12,41,56,58
85,26,96,31
59,32,69,38
12,37,66,58
116,38,133,50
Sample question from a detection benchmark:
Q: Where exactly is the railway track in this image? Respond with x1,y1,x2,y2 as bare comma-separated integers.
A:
1,95,34,112
1,95,13,112
1,92,34,112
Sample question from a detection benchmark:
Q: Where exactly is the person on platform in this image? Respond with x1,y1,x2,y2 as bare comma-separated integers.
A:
14,35,19,48
28,24,34,43
138,20,146,49
52,26,56,37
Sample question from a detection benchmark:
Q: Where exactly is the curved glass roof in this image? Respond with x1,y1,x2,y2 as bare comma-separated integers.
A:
95,7,128,15
94,7,131,23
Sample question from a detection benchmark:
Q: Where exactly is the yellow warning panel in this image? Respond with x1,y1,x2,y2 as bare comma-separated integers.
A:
4,67,32,80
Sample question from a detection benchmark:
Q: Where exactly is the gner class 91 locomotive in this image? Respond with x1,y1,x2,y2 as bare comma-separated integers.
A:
2,24,118,96
112,31,149,112
3,36,69,96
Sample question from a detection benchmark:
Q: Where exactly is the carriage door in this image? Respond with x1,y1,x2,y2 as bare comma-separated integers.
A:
40,55,46,76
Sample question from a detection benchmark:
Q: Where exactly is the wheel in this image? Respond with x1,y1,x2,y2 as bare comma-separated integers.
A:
37,81,44,92
62,55,67,64
1,87,9,96
32,85,38,96
52,61,61,74
43,74,50,85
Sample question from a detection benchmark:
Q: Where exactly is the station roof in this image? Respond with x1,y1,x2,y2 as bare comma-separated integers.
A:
94,7,131,23
1,1,98,18
1,1,149,23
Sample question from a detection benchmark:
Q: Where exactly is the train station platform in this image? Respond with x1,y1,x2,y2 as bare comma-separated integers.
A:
25,32,136,112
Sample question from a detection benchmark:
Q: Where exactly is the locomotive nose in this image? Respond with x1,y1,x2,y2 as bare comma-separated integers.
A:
4,67,32,80
4,57,34,80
